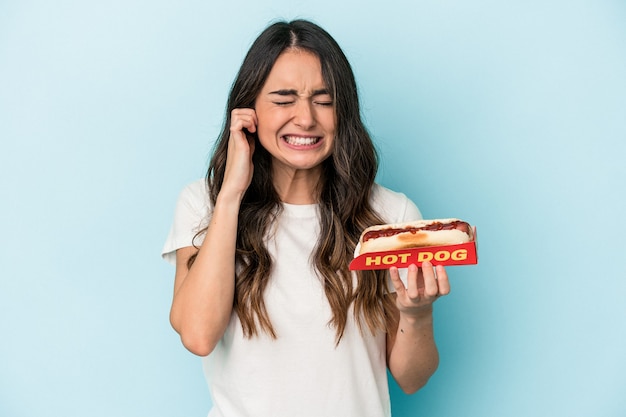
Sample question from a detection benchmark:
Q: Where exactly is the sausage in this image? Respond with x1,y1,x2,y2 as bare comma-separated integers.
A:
358,218,473,255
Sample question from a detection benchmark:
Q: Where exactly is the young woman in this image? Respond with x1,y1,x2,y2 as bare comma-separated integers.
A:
162,19,450,417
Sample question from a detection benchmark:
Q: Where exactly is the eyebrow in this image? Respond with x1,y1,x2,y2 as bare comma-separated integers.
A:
268,88,330,97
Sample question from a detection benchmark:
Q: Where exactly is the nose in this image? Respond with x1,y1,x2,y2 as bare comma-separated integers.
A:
293,100,316,129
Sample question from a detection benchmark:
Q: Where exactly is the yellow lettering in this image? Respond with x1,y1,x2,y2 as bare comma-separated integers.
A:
383,254,398,264
398,253,411,263
418,252,434,262
366,256,381,266
451,249,468,261
434,251,451,262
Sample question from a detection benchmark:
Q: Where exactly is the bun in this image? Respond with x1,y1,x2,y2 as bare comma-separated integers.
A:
358,218,473,255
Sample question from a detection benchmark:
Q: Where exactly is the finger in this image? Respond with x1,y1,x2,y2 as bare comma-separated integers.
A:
231,109,258,133
388,267,407,297
421,261,439,298
405,264,420,299
243,112,257,133
231,116,256,135
229,112,256,154
231,108,256,119
435,264,451,296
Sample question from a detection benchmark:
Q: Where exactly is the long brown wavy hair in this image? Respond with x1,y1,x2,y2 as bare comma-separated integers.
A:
190,20,395,342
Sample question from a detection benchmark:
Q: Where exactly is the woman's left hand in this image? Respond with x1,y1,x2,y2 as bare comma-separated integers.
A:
389,261,450,317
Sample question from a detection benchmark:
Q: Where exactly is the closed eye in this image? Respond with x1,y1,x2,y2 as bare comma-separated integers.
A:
269,88,333,107
313,91,333,107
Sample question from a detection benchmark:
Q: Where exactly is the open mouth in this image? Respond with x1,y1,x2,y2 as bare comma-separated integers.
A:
282,135,321,146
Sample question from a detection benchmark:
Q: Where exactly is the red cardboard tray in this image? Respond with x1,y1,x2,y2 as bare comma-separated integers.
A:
349,229,478,271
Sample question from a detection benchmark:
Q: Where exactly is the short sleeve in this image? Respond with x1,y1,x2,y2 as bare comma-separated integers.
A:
369,184,422,224
367,184,423,291
161,179,211,265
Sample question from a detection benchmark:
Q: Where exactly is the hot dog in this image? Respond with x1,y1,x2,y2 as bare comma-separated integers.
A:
358,218,473,255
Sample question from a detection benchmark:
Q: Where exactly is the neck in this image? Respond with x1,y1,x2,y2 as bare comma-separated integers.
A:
272,165,322,205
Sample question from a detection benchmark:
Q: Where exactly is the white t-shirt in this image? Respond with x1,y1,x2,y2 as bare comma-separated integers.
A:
162,179,422,417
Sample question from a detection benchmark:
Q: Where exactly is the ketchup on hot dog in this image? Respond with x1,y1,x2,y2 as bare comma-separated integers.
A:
362,220,471,242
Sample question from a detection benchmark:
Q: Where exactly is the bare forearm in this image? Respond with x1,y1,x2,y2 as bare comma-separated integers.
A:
170,193,241,356
388,308,439,394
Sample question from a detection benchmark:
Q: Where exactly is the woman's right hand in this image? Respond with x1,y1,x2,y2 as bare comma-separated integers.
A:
221,108,258,200
170,108,258,356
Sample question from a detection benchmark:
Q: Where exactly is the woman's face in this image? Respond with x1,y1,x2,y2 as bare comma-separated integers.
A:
254,49,336,178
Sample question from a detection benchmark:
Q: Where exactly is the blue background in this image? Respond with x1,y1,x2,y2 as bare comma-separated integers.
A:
1,1,625,416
